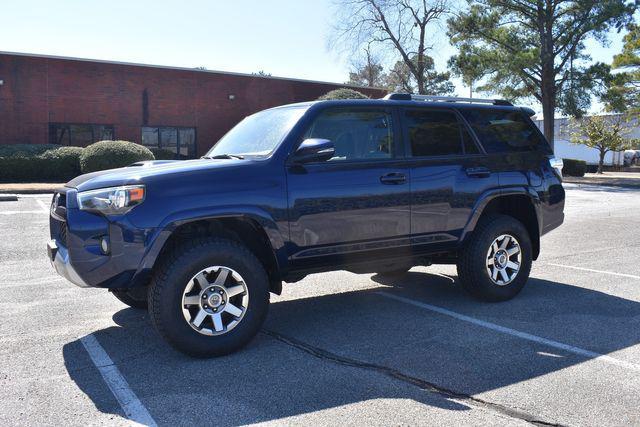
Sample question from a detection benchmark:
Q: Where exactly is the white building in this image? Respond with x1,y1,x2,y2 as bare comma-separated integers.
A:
533,114,640,166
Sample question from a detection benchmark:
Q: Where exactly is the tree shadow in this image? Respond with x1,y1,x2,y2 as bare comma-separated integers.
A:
63,270,640,425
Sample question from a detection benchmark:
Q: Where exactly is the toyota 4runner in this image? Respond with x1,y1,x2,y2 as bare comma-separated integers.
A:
47,93,565,357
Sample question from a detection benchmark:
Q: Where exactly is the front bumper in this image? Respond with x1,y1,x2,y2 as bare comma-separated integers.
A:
47,188,155,289
47,239,89,287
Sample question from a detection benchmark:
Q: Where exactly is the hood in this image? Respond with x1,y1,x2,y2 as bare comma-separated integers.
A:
66,158,249,192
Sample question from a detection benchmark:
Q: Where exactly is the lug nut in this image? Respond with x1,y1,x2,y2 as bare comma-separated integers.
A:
219,290,224,295
204,304,209,309
213,308,217,312
202,294,207,299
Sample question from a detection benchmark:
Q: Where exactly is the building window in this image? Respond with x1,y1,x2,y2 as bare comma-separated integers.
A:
141,126,196,159
49,123,114,146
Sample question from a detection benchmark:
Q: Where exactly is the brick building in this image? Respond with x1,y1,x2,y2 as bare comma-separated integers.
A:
0,52,385,158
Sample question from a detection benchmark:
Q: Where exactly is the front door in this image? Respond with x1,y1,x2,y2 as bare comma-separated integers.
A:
286,107,410,270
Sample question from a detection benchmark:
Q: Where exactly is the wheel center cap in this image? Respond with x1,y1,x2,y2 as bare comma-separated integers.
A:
207,293,223,308
495,251,507,268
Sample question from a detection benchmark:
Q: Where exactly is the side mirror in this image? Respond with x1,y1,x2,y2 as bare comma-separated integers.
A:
291,138,335,163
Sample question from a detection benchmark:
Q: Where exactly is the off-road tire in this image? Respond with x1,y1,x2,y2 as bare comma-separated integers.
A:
148,237,270,357
457,215,532,302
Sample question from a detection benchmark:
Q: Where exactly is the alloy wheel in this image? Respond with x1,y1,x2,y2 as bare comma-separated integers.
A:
485,234,522,286
181,266,249,336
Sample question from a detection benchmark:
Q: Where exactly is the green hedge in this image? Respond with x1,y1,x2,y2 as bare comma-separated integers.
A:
79,140,154,173
0,146,83,182
0,144,60,157
318,88,369,100
0,141,161,182
563,158,587,177
149,147,176,160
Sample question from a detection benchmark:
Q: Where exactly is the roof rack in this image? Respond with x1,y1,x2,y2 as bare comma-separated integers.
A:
383,93,513,106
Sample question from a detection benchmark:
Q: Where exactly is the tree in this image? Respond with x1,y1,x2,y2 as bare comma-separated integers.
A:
318,88,369,100
332,0,454,95
385,56,455,94
447,44,487,97
603,23,640,112
253,70,272,77
570,115,632,173
448,0,636,148
347,45,388,87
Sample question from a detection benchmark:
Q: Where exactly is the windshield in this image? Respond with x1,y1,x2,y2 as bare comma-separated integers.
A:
206,106,307,157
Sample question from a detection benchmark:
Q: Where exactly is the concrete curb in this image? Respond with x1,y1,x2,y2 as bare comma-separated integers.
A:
0,194,18,201
563,178,640,189
0,186,61,194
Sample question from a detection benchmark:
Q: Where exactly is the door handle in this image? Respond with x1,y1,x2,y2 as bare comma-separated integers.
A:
465,167,491,178
380,172,407,185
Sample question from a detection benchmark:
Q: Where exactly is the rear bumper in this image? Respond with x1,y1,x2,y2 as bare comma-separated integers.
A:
47,239,89,287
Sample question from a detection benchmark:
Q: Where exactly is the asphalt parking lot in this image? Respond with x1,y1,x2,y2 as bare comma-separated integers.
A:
1,183,639,426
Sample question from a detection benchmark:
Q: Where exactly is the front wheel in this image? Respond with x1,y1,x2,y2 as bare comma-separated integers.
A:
457,215,532,302
148,238,270,357
111,288,148,309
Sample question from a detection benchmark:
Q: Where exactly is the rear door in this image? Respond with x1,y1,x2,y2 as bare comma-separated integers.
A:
286,106,411,270
401,107,499,252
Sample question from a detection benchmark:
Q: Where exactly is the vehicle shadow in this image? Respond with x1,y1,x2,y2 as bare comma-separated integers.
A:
63,271,640,425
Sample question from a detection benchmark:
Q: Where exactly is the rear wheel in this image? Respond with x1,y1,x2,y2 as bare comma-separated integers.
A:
457,215,532,302
148,238,270,357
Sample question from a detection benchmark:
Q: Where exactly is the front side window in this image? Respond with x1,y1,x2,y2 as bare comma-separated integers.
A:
141,126,196,159
461,109,551,153
49,123,114,146
404,110,478,157
305,109,393,161
207,106,307,158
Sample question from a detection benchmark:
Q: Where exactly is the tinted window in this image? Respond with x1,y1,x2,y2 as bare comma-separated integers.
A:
142,126,197,159
405,110,477,157
461,109,549,153
49,123,114,146
306,109,393,161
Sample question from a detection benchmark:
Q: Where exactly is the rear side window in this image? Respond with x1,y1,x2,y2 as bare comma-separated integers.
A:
305,109,393,161
404,110,479,157
461,109,550,153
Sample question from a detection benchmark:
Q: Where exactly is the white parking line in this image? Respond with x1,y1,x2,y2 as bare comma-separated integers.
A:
36,199,49,213
80,334,157,426
377,291,640,373
546,263,640,280
0,277,66,289
0,210,44,215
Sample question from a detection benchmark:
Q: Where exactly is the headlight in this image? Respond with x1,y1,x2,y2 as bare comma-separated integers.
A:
77,185,145,215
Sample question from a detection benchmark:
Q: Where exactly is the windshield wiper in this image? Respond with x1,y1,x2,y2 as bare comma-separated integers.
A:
201,154,245,160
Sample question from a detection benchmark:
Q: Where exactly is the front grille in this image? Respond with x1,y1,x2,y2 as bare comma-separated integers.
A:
50,191,68,246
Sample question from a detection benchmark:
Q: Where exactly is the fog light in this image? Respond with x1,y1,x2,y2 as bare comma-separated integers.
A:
100,237,110,255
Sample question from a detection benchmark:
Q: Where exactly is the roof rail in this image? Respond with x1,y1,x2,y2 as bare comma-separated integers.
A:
383,93,513,106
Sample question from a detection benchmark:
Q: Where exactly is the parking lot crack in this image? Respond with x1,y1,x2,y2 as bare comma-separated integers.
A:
262,329,567,427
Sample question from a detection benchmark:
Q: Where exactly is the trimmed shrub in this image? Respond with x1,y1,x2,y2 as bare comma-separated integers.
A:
0,145,84,182
562,158,587,177
80,140,154,173
0,144,60,158
318,88,369,100
149,147,176,160
40,146,83,180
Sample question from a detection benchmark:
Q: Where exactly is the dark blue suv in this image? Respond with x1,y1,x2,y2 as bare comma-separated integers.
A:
47,93,565,357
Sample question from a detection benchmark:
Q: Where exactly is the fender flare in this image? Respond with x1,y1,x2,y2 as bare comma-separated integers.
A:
136,205,288,276
460,187,542,244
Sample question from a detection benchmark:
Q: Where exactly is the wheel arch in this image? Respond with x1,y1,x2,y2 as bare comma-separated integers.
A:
462,189,542,260
140,209,287,294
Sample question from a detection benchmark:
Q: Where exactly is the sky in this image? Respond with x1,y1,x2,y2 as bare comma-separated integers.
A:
1,0,629,113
